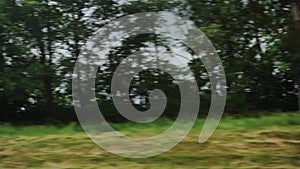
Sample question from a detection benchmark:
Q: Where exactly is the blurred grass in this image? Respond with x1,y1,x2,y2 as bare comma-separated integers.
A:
1,112,299,136
0,112,300,168
0,122,82,136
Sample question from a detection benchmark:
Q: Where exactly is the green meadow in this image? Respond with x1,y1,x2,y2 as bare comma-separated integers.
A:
1,113,300,169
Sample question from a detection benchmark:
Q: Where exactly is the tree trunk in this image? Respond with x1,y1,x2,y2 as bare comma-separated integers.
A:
296,76,300,112
43,67,53,107
39,41,53,109
0,54,4,72
298,91,300,112
291,1,300,112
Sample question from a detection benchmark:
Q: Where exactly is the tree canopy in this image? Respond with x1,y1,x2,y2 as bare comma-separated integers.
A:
0,0,299,123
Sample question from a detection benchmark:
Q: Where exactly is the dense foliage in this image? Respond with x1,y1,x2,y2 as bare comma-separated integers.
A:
0,0,299,123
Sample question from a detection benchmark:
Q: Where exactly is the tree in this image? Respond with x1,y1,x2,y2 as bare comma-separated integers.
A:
1,0,299,123
187,0,298,113
291,0,300,111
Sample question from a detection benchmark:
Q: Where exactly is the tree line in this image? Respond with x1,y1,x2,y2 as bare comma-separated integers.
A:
0,0,299,123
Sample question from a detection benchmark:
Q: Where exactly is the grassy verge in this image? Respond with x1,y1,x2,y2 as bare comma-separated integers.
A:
0,112,300,168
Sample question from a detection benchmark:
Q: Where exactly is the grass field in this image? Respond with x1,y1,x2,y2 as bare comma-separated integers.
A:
0,113,300,168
